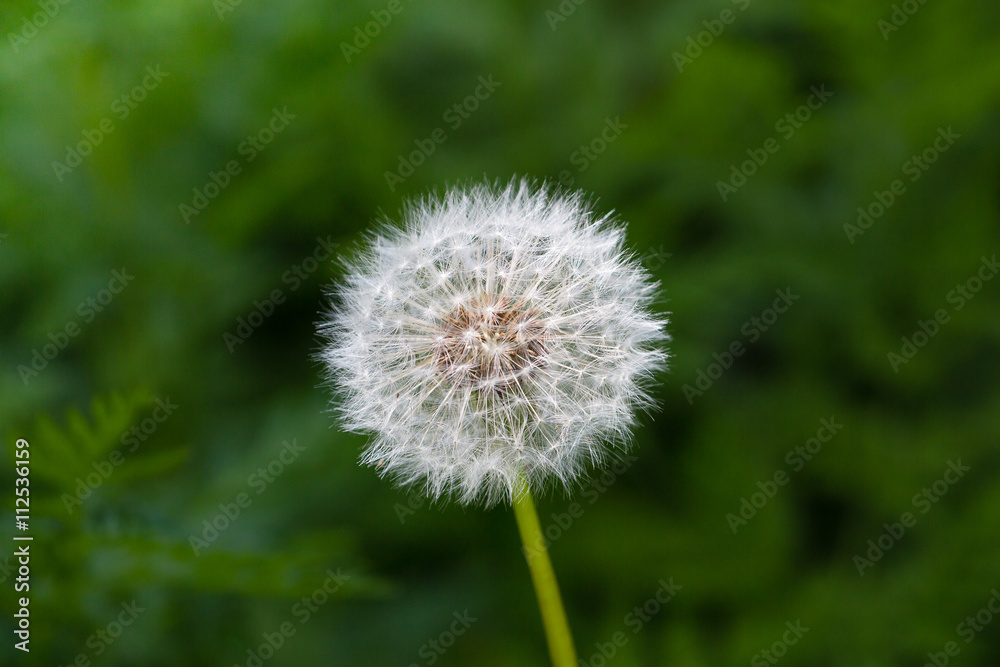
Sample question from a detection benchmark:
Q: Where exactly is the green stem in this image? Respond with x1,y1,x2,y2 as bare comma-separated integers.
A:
513,484,578,667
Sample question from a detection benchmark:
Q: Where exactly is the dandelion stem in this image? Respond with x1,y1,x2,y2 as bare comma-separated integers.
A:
513,484,578,667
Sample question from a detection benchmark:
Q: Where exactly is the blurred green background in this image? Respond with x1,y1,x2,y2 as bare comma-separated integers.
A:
2,0,1000,665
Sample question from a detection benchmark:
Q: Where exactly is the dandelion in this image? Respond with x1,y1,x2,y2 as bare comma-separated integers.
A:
319,178,667,667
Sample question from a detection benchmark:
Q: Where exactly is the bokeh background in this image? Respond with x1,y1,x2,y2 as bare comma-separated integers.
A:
3,0,1000,665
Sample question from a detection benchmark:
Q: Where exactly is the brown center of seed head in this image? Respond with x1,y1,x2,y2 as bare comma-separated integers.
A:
432,294,548,391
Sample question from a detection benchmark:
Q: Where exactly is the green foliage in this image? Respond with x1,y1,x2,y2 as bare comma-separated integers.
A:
28,391,175,490
1,0,999,665
1,394,385,665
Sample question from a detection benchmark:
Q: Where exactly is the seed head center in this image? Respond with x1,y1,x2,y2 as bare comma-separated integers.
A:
433,295,547,390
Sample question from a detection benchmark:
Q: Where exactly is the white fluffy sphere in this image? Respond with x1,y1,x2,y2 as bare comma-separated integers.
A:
320,180,667,506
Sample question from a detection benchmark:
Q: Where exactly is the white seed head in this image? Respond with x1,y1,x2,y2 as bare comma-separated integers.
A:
319,179,668,506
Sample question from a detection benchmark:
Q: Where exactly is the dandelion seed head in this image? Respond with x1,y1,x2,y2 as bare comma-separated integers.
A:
320,179,668,506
